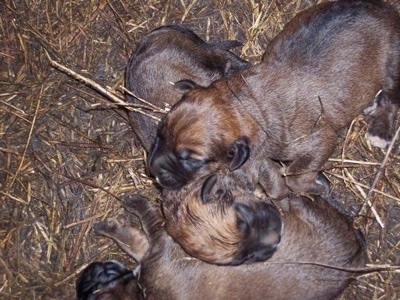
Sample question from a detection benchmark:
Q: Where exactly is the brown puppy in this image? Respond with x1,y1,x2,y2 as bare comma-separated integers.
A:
126,25,250,152
162,173,283,265
87,193,365,299
149,0,400,198
76,260,141,300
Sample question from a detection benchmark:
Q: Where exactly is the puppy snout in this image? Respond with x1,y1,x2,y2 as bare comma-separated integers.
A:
149,153,188,189
233,201,282,265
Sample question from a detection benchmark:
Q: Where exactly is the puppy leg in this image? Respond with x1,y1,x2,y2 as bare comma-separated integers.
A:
259,158,289,200
93,219,149,263
284,128,336,197
365,90,399,148
230,158,288,200
122,195,164,238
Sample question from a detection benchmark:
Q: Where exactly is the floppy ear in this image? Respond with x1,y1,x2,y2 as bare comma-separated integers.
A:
200,174,218,203
200,174,227,204
173,79,202,93
228,137,250,171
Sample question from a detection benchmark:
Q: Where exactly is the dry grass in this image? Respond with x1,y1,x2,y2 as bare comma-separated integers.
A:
0,0,399,299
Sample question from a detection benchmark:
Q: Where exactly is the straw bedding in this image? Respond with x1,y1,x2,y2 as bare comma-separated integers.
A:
1,0,399,298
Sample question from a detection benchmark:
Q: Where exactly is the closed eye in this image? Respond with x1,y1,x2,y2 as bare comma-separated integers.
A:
179,157,204,172
178,149,205,161
177,149,211,172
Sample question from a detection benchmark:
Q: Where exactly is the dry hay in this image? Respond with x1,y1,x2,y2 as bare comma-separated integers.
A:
0,0,399,299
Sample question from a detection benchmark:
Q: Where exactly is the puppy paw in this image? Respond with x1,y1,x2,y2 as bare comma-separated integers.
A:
314,172,331,198
366,132,390,149
122,194,151,214
286,172,330,198
366,115,392,148
364,90,397,149
93,219,122,236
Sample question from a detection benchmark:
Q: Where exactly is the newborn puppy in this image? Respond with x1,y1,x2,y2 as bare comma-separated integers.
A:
76,260,141,300
88,193,365,300
126,25,250,152
162,174,283,265
160,172,363,266
149,0,400,198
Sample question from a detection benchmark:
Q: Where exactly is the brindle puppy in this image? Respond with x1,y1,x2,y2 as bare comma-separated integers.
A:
149,0,400,198
83,192,365,299
162,173,283,265
126,25,250,152
160,172,365,266
76,260,141,300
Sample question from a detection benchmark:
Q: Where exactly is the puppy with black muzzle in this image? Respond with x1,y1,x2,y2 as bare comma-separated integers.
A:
126,25,250,152
84,190,365,299
149,0,400,199
76,260,141,300
162,173,283,265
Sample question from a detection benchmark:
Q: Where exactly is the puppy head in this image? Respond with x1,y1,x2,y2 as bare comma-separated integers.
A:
149,84,255,190
76,260,139,300
162,173,282,265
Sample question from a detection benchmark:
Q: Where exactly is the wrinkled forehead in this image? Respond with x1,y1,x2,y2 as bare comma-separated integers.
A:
166,191,243,250
165,88,227,129
165,112,209,150
162,175,278,263
163,177,231,215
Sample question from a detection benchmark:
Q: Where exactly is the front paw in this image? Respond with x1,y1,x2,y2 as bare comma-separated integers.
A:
314,172,331,198
285,172,330,197
258,163,289,200
122,194,152,214
93,219,121,236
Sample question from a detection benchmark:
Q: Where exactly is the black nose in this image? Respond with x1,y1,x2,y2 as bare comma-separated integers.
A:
149,153,188,189
233,201,282,265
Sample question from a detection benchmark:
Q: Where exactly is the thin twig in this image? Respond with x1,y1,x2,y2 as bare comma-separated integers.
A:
64,211,111,229
343,169,384,228
328,158,391,166
9,87,42,189
120,86,166,113
360,125,400,215
60,173,122,201
328,172,400,202
261,261,400,273
44,49,162,121
0,95,26,114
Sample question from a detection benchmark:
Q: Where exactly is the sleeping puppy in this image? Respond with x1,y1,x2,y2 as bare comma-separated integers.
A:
85,191,365,299
161,173,282,265
126,25,250,152
76,260,141,300
149,0,400,198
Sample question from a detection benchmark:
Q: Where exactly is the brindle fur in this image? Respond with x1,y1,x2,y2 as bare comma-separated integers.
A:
126,25,249,152
76,260,141,300
162,174,283,265
149,0,400,198
81,190,365,300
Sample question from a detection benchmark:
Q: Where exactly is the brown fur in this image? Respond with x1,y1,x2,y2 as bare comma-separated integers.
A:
126,25,250,152
93,218,150,263
162,174,283,265
83,191,365,300
149,0,400,198
76,260,141,300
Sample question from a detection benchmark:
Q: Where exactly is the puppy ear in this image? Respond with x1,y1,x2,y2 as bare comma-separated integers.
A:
173,80,202,93
200,174,227,204
228,137,250,171
200,174,218,203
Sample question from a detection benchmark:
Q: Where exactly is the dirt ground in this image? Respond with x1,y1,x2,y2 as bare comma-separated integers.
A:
1,0,399,299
